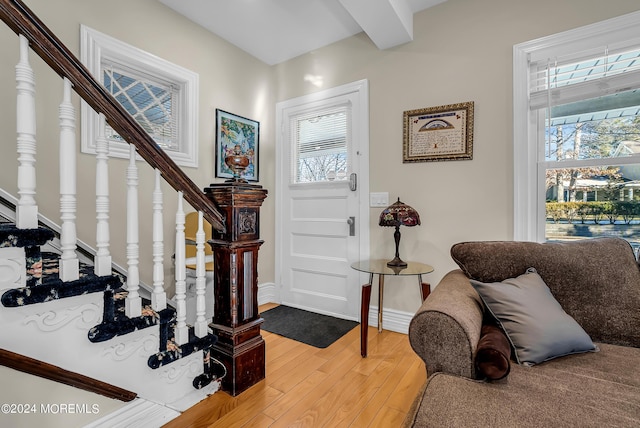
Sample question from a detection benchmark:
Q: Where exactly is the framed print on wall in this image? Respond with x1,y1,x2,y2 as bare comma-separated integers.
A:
403,101,474,163
215,109,259,181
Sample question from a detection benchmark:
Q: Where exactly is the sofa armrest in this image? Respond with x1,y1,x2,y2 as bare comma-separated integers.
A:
409,269,484,379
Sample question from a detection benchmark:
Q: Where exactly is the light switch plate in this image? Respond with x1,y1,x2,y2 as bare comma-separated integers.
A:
370,192,389,207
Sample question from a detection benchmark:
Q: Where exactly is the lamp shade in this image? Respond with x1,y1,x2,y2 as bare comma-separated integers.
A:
379,198,421,227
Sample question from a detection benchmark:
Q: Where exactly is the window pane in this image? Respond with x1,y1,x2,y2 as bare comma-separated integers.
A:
545,165,640,246
293,108,349,183
545,88,640,162
103,66,179,151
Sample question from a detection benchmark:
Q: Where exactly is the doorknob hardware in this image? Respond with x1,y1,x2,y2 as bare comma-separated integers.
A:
349,173,357,191
347,216,356,236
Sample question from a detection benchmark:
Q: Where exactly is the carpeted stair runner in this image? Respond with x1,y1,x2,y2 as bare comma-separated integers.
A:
0,223,225,390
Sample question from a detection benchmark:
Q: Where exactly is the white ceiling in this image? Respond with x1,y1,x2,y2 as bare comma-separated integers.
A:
158,0,448,65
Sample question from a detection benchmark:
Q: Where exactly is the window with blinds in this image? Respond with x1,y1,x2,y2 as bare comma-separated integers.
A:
513,12,640,243
291,105,351,183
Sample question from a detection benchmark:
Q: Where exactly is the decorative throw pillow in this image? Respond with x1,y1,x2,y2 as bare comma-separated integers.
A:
470,268,597,366
475,324,511,380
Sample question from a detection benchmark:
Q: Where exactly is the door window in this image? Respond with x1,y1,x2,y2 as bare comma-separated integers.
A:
291,105,350,184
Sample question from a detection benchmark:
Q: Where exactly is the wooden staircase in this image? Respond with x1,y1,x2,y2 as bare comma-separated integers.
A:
0,0,266,419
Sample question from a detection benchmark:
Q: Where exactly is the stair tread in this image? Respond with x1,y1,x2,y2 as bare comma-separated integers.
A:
0,224,54,248
2,252,125,307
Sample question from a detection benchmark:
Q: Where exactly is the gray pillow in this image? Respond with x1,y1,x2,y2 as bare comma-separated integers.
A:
470,268,597,366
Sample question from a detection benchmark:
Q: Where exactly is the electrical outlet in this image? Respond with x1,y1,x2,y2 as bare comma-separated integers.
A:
370,192,389,207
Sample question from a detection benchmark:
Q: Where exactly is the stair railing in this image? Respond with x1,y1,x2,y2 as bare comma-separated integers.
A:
0,0,223,345
0,0,225,232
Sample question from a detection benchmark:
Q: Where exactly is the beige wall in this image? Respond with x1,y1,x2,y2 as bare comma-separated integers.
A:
1,0,639,313
274,0,640,312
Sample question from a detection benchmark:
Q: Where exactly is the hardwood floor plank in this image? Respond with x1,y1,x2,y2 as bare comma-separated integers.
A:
270,369,369,428
267,351,327,393
243,412,275,427
209,384,282,428
369,406,406,428
262,371,327,420
349,351,423,427
385,357,427,413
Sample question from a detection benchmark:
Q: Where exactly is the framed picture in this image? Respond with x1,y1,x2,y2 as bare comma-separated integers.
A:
215,109,259,181
403,101,474,163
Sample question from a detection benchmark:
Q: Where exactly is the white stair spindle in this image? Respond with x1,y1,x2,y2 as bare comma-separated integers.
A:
194,211,208,338
152,169,166,311
174,192,188,345
125,144,141,318
58,78,79,282
94,113,112,276
15,35,38,229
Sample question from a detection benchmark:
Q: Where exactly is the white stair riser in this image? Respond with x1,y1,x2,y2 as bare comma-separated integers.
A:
0,292,217,410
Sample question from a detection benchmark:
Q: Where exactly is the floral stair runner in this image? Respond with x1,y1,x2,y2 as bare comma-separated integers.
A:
1,250,122,307
0,223,225,390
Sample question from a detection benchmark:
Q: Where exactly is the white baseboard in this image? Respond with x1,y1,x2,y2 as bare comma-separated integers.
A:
367,305,413,335
257,282,277,306
83,398,180,428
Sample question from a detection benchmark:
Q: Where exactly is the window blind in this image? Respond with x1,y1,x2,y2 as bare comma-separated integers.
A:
529,48,640,111
291,104,351,183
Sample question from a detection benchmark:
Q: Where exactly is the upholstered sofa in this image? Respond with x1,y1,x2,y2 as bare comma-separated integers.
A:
406,238,640,427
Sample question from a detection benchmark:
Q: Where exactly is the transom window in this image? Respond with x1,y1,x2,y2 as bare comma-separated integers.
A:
102,65,180,151
80,25,198,167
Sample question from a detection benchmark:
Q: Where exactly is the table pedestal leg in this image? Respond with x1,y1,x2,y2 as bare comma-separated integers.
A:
378,274,385,333
360,273,373,357
419,274,431,301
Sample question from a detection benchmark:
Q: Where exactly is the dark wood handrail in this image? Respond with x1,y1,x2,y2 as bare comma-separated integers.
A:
0,0,225,232
0,348,137,401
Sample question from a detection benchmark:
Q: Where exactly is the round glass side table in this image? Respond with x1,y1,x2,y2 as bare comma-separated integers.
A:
351,259,434,357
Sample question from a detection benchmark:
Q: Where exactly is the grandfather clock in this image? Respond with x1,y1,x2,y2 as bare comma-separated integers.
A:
205,181,267,396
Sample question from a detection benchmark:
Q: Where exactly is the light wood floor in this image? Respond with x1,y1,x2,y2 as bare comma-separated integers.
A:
163,303,426,427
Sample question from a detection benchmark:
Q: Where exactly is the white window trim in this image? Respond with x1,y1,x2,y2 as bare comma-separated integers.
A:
513,11,640,242
80,25,199,168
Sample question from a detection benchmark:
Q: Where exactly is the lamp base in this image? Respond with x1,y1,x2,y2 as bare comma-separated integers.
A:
386,257,407,268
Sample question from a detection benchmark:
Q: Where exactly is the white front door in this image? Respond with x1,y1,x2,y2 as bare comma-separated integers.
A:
275,80,369,321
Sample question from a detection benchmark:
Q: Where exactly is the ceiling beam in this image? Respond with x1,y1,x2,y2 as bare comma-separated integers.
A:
338,0,413,50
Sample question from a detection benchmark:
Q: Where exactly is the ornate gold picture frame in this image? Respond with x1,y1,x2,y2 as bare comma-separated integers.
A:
403,101,474,163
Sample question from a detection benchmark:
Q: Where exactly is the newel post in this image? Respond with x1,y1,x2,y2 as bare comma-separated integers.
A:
205,182,267,396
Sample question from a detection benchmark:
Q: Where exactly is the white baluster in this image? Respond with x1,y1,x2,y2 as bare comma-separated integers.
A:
174,192,188,345
152,169,166,311
125,144,141,318
58,78,79,282
15,35,38,229
194,211,208,338
94,113,112,276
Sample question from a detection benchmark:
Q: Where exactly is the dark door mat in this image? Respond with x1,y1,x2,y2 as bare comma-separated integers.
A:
260,305,359,348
